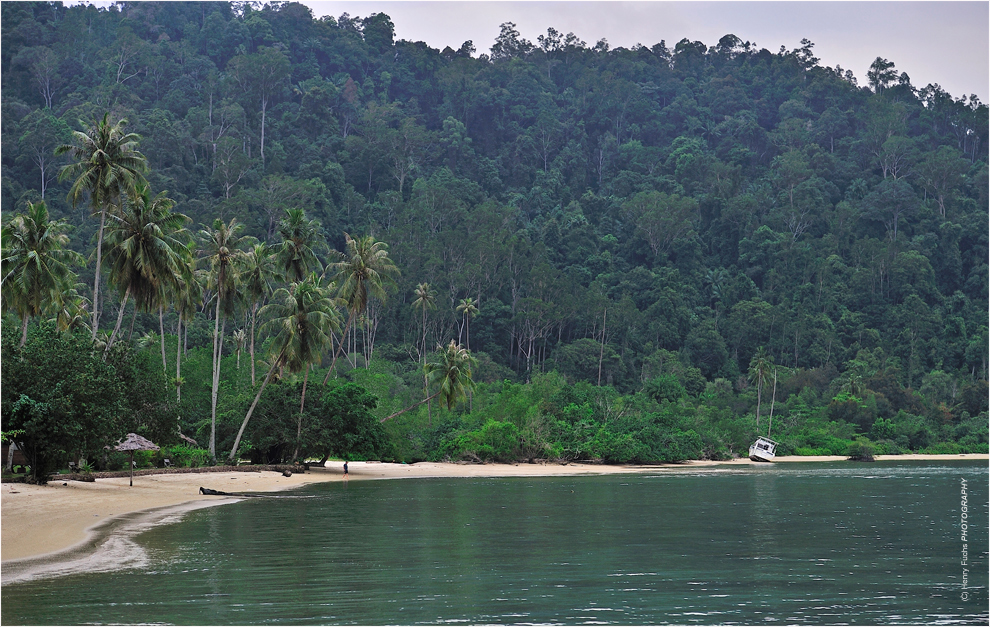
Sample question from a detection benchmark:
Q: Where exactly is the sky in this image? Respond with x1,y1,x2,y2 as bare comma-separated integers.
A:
304,1,989,101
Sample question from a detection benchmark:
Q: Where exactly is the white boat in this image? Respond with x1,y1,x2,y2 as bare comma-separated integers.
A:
749,436,778,462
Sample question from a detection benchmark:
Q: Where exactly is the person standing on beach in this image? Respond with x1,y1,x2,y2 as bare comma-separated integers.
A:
343,461,348,477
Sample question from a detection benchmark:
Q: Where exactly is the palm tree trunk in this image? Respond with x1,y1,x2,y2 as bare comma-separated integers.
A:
292,364,310,462
175,316,182,403
382,390,441,423
422,308,430,426
228,350,284,464
91,205,107,340
159,305,167,374
767,370,778,438
127,307,137,341
323,309,355,385
250,302,258,386
755,382,762,429
210,297,222,460
105,285,132,354
19,315,29,348
597,307,607,386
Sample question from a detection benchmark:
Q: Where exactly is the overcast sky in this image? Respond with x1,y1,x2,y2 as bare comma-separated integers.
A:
304,1,989,101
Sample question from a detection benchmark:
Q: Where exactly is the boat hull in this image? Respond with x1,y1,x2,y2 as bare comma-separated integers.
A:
748,436,778,462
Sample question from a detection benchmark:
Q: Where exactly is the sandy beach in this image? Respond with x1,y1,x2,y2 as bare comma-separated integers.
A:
2,454,986,575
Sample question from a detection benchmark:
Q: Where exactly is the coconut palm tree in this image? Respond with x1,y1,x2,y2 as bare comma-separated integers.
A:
748,346,773,429
228,274,340,464
102,183,188,356
1,200,84,346
382,341,477,422
56,113,147,339
456,297,480,411
173,245,201,403
242,242,277,386
277,208,326,282
411,282,436,421
322,233,399,384
233,329,247,370
49,282,90,333
456,297,479,350
199,218,250,460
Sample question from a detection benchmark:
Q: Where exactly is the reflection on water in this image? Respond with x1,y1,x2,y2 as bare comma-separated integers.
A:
2,461,986,625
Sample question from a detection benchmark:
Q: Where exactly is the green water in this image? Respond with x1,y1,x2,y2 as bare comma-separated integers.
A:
2,461,986,625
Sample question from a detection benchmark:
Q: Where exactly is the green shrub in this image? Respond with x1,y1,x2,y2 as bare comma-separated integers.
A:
847,437,876,461
920,441,963,455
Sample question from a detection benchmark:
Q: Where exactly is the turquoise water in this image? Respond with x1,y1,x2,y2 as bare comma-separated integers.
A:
2,461,986,625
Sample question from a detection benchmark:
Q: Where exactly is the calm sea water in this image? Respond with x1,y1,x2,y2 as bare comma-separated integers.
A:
2,461,987,625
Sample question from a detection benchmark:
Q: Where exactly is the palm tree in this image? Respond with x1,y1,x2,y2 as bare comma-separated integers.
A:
456,297,480,411
228,274,340,464
242,242,277,386
412,282,436,421
233,329,247,370
200,218,250,460
102,184,188,357
1,200,84,346
49,282,90,333
56,113,147,339
173,245,201,403
382,341,477,422
277,208,326,282
748,346,773,429
456,297,479,349
322,233,399,384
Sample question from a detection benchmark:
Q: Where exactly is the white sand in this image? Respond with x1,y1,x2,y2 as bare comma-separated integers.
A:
3,454,986,566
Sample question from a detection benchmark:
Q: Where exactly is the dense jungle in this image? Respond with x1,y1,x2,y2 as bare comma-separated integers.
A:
2,1,987,480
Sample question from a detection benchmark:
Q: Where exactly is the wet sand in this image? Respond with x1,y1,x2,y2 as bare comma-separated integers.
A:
2,454,986,576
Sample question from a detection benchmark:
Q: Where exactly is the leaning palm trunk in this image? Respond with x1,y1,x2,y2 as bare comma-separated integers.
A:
382,390,441,423
105,285,132,354
209,297,223,460
292,364,310,462
322,309,355,385
229,350,285,463
19,315,29,348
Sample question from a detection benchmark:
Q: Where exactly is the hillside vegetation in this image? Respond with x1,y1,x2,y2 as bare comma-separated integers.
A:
2,2,987,475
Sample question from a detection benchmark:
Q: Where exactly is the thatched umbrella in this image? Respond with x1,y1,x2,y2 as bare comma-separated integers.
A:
114,433,160,486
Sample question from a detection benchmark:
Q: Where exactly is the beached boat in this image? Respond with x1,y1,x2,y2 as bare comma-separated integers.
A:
749,436,778,462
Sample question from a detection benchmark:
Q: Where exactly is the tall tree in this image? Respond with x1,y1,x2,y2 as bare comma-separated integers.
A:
412,282,437,421
172,245,201,403
226,46,290,169
382,340,478,422
56,113,147,340
1,201,83,346
199,218,249,460
322,233,400,384
228,275,340,464
102,183,188,357
748,346,773,429
242,242,277,386
277,207,325,282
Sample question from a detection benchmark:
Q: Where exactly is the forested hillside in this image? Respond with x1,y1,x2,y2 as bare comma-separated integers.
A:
2,1,987,473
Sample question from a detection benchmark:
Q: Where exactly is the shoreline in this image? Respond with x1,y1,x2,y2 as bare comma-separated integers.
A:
2,454,986,579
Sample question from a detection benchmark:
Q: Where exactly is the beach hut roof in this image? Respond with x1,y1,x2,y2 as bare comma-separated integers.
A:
114,433,160,452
